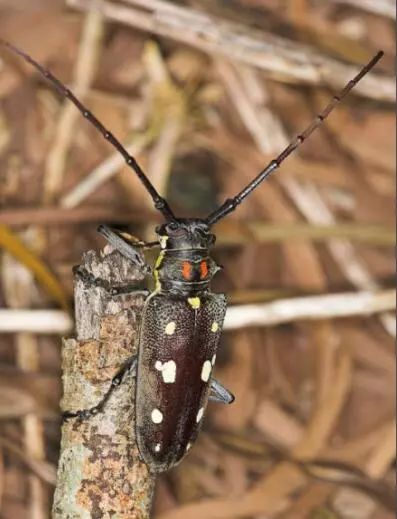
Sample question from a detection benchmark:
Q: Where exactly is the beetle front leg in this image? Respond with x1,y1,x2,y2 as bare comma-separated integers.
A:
63,355,137,421
209,378,235,404
97,224,154,272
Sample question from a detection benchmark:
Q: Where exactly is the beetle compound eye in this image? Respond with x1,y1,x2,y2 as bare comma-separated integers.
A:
182,261,193,280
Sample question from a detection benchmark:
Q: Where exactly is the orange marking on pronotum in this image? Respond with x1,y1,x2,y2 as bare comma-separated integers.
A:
200,260,208,279
182,261,192,280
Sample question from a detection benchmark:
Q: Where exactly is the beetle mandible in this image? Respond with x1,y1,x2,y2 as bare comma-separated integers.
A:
0,40,383,473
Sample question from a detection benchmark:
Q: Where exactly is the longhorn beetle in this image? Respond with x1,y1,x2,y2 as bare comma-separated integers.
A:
1,40,383,473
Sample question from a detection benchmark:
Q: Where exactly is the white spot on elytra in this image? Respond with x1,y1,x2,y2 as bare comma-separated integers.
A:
196,407,204,423
186,442,192,451
201,360,212,382
211,354,216,366
155,360,177,383
165,321,176,335
155,443,161,452
211,321,219,332
151,408,163,424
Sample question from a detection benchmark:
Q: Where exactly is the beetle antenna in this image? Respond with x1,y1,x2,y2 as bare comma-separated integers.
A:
206,51,384,226
0,39,176,222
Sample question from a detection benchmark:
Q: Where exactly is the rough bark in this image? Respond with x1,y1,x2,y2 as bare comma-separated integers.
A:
52,246,155,518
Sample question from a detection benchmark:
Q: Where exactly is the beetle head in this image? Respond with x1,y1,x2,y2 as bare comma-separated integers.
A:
155,219,215,251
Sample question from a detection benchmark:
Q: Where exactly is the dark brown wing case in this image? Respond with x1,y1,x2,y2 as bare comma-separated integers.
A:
135,291,226,472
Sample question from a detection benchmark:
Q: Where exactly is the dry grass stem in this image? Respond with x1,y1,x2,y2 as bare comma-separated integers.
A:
2,289,393,334
0,206,157,226
224,289,395,330
364,421,396,478
43,7,104,203
323,420,395,464
1,238,47,518
2,207,394,247
142,41,187,197
0,310,73,334
60,133,152,208
60,40,188,209
283,177,396,337
329,0,396,19
66,0,394,101
0,2,393,517
216,220,395,247
0,437,57,486
218,60,395,337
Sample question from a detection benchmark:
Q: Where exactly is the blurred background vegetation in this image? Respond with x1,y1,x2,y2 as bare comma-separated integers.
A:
0,0,395,517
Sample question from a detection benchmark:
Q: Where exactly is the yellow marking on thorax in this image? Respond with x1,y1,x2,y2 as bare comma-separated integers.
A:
153,250,165,291
159,235,169,249
187,297,201,309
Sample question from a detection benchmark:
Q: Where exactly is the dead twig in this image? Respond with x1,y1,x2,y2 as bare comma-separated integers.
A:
224,289,395,330
330,420,396,518
0,309,73,334
60,133,153,208
43,6,104,204
215,221,395,248
216,60,395,337
282,178,396,337
66,0,394,102
1,288,394,334
0,206,157,226
1,231,51,519
0,437,57,486
52,246,155,517
329,0,395,19
1,208,394,247
60,40,188,210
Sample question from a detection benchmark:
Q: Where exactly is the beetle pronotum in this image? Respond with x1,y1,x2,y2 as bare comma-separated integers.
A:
0,39,383,473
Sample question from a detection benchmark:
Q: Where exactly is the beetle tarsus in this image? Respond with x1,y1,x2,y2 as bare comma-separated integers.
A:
209,377,235,404
73,265,145,295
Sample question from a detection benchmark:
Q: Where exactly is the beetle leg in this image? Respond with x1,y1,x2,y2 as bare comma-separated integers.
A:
209,378,235,404
97,224,153,272
104,228,159,249
63,355,137,421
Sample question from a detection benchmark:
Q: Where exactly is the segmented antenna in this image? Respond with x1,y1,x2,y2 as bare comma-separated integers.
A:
206,51,384,226
0,39,176,222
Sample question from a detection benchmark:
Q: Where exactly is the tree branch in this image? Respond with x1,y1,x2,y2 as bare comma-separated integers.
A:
52,246,155,518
